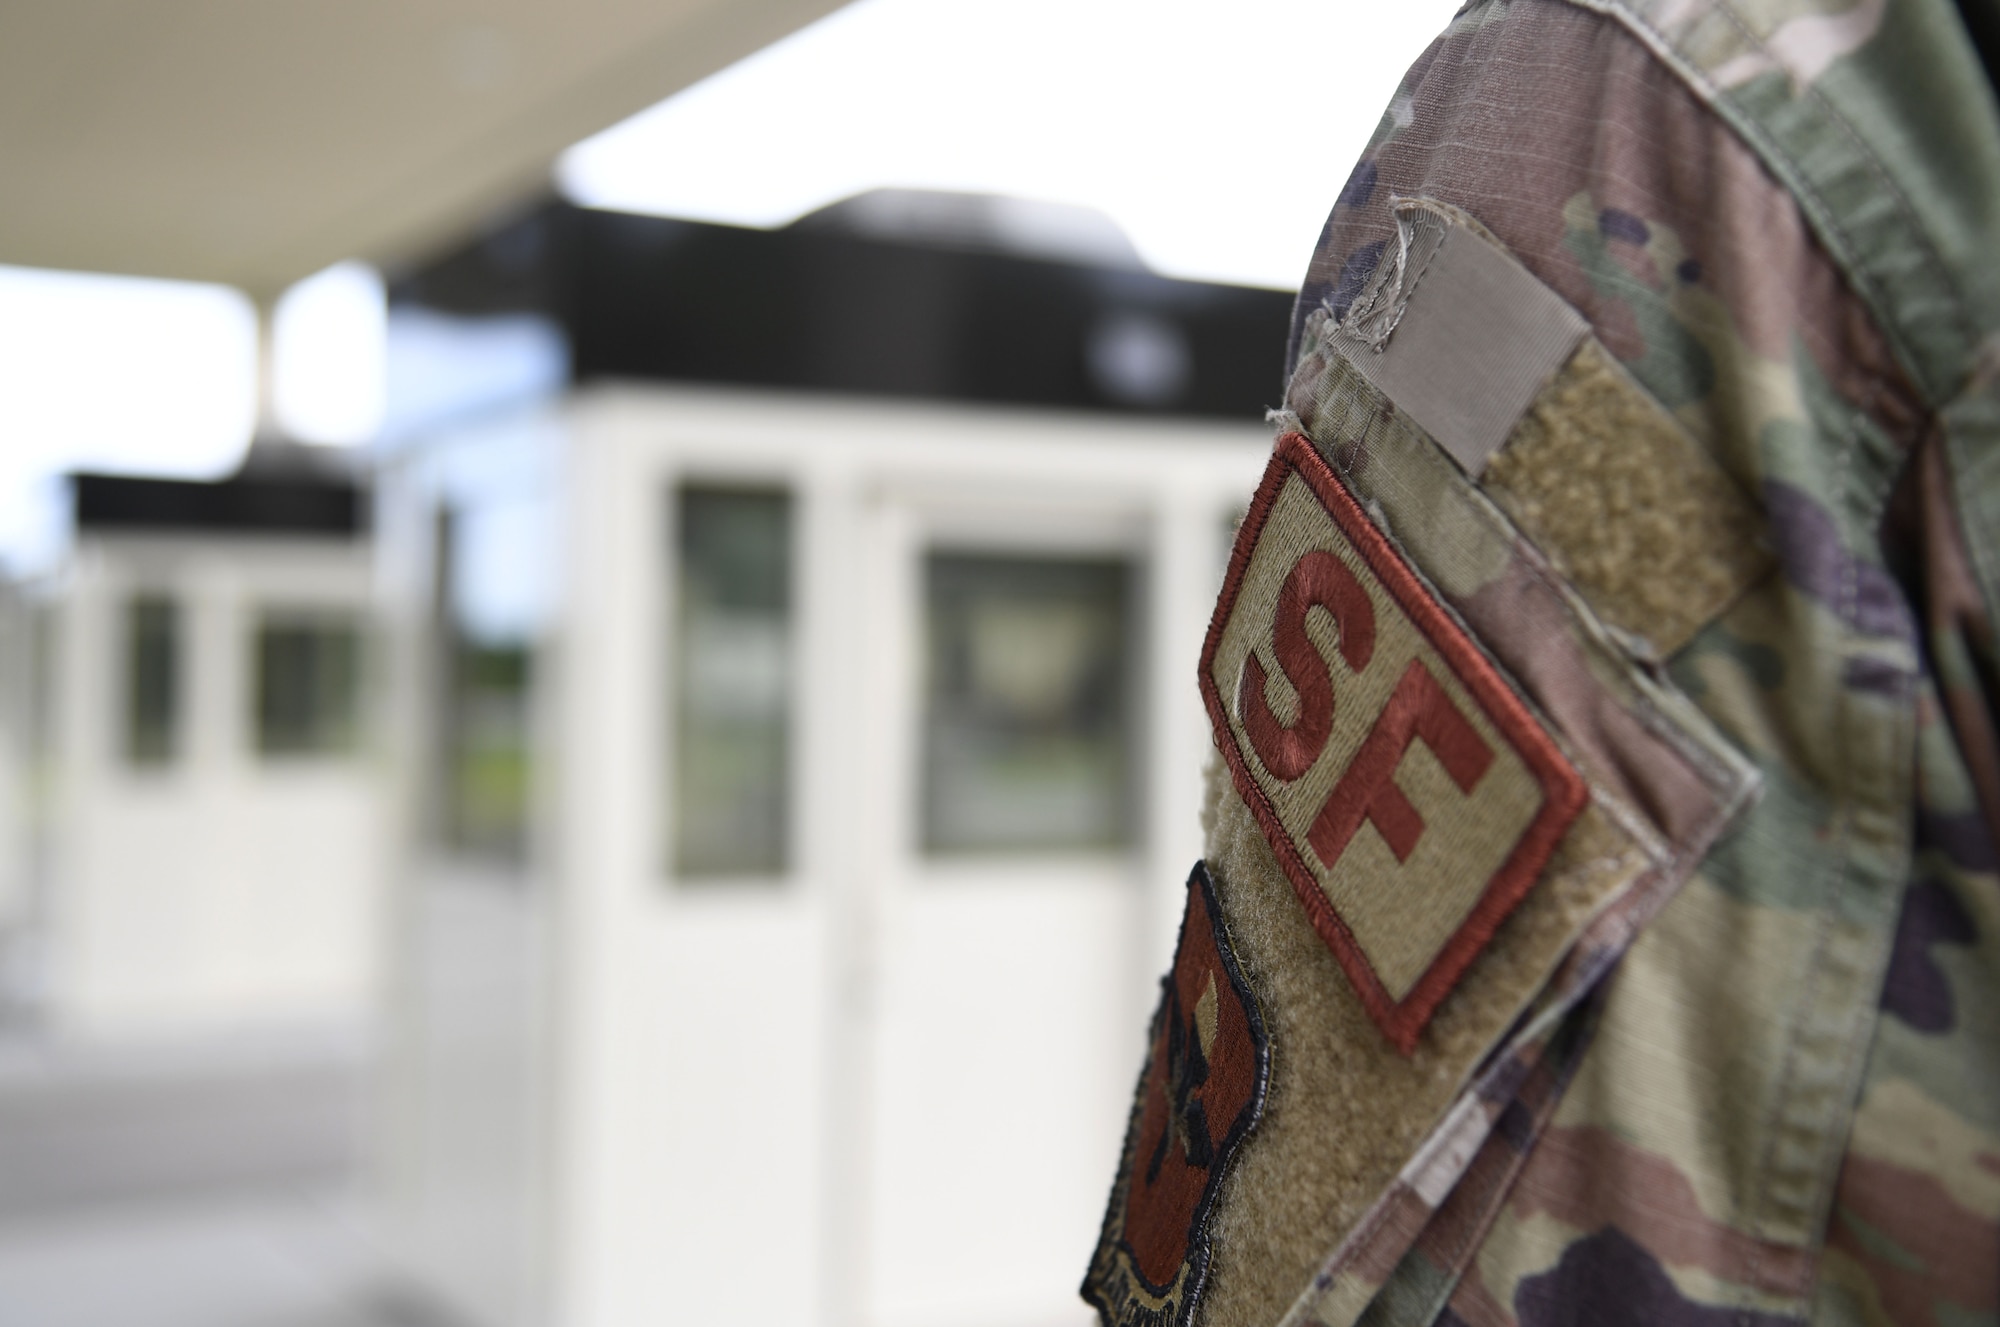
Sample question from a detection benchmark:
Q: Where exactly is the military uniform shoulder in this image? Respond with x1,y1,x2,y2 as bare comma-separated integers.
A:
1087,3,2000,1324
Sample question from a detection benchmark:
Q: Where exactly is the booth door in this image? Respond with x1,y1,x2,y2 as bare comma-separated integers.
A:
849,500,1151,1327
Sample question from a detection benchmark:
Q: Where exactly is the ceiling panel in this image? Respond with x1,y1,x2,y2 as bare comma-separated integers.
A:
0,0,849,295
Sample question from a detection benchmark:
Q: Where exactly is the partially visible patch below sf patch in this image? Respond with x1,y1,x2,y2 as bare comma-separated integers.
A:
1083,861,1270,1327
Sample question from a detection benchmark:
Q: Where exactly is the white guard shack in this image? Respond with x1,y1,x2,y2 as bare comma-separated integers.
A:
372,200,1292,1327
11,468,380,1036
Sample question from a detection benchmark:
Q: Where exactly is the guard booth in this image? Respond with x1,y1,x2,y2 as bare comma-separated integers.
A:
9,467,380,1037
372,198,1288,1327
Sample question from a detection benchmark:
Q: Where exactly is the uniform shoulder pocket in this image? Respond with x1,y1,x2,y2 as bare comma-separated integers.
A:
1085,200,1767,1327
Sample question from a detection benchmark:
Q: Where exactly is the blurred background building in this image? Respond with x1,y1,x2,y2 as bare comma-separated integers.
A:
0,2,1458,1325
369,199,1278,1327
28,467,375,1039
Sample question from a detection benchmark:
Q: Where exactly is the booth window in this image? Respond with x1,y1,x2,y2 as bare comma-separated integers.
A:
125,595,180,766
435,501,541,863
672,485,793,879
255,614,362,756
922,553,1135,854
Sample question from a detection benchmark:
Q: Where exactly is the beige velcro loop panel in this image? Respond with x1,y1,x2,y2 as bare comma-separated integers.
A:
1482,339,1773,657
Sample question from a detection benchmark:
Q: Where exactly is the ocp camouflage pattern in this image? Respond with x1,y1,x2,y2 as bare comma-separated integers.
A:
1191,0,1999,1324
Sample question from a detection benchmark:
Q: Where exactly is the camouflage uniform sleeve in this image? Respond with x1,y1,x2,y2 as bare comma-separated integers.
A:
1084,2,2000,1326
1314,2,2000,1324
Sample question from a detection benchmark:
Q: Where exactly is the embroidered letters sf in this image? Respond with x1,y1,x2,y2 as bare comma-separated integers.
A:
1201,433,1588,1052
1239,551,1495,874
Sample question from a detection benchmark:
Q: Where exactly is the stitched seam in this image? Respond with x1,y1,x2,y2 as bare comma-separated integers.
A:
1561,768,1739,999
1937,390,2000,692
1794,418,1916,1255
1561,0,1976,401
1701,0,1978,361
1742,416,1857,1288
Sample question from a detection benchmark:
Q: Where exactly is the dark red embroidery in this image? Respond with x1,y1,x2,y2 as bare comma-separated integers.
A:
1200,432,1587,1054
1083,862,1269,1327
1238,548,1374,781
1309,659,1495,867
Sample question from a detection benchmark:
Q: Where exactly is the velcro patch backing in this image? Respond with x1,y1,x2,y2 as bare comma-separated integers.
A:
1480,339,1773,657
1201,433,1587,1053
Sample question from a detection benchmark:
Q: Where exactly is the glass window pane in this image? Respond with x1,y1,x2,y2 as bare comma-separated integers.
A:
254,615,361,756
125,595,180,766
672,486,792,879
922,553,1135,855
437,501,543,862
447,640,531,857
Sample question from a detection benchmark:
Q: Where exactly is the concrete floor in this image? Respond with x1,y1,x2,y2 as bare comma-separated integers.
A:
0,1027,457,1327
0,1187,404,1327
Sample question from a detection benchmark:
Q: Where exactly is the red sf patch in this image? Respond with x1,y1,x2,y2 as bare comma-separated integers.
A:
1201,433,1586,1054
1083,862,1269,1327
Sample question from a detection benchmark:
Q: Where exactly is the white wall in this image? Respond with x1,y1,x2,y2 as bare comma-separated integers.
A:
369,406,566,1327
44,534,381,1037
0,584,32,933
378,864,549,1327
